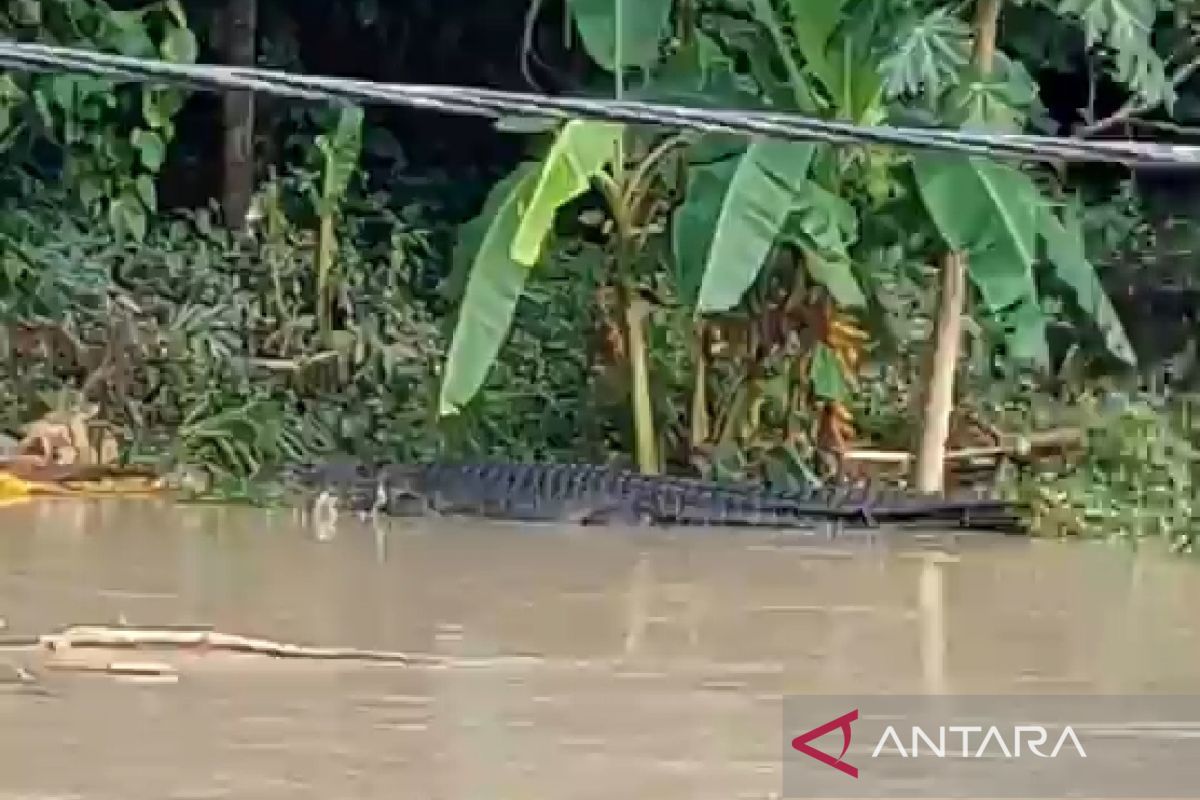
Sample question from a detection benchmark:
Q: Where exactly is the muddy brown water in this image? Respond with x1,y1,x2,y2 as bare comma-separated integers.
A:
0,499,1198,799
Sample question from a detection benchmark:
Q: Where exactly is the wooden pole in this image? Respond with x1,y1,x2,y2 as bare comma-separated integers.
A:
220,0,258,229
911,0,1002,494
913,252,968,492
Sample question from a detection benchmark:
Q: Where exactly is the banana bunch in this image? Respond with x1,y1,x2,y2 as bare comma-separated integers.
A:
825,310,869,380
816,303,870,453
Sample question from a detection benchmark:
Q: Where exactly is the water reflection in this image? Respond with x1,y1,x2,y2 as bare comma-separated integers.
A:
0,499,1191,799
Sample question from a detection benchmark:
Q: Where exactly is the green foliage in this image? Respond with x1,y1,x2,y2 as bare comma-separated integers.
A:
0,158,440,480
567,0,673,72
0,171,109,320
439,120,622,415
312,104,366,337
1,155,608,481
1039,199,1137,366
314,106,365,214
671,153,737,307
787,183,865,307
809,342,849,402
912,154,1041,312
510,120,623,266
439,163,540,416
878,6,972,101
0,0,197,241
0,0,1194,545
1052,0,1171,108
1017,395,1200,551
426,0,1162,489
689,139,817,313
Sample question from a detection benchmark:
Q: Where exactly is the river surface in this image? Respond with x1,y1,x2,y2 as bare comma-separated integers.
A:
0,499,1198,799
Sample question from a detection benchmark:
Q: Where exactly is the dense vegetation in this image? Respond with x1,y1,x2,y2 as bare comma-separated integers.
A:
1,0,1199,547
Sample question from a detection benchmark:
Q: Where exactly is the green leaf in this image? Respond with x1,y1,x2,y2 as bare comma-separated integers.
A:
912,153,1040,311
914,152,1053,363
567,0,673,72
781,0,848,96
134,175,157,211
806,253,866,309
77,176,105,212
317,106,365,206
636,36,761,109
108,192,147,242
165,0,189,26
1055,0,1170,109
809,342,848,402
672,154,741,307
693,138,818,313
780,0,885,122
10,0,41,26
878,8,971,99
105,11,158,58
840,39,888,125
161,26,199,64
779,182,865,308
131,128,166,171
0,75,25,105
31,87,54,131
789,180,858,255
142,87,186,129
648,31,731,95
510,120,622,267
49,75,77,110
439,164,540,416
941,56,1038,133
1003,295,1050,369
748,0,818,112
1040,199,1137,366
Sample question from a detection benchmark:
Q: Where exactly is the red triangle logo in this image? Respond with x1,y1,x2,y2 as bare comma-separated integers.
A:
791,708,859,778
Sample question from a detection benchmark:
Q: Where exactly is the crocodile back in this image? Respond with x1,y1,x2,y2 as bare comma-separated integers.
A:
285,458,1024,532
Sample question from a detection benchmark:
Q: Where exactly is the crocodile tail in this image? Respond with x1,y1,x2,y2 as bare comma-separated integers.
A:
863,495,1019,520
658,489,826,528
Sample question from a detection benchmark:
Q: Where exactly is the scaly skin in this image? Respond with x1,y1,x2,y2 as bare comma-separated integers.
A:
289,460,1024,533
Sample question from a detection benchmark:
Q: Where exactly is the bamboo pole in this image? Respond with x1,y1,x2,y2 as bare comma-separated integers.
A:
911,0,1003,493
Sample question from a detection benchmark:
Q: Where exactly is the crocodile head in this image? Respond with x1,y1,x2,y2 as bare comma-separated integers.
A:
284,457,372,491
374,463,427,513
379,462,427,494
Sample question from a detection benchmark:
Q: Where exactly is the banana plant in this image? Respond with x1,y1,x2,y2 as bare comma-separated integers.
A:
311,105,364,342
439,116,688,471
438,0,1142,474
439,122,621,420
673,0,1136,405
665,0,906,457
439,0,683,472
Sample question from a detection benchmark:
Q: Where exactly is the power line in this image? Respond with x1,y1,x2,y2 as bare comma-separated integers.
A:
2,40,1200,167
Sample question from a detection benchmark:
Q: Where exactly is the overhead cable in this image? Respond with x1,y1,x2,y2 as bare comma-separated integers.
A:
1,40,1199,167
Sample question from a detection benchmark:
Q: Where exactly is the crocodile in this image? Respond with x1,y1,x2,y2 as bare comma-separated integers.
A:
288,459,1025,534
